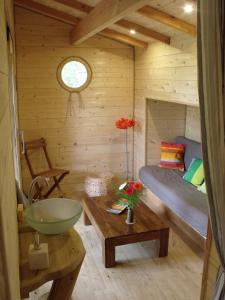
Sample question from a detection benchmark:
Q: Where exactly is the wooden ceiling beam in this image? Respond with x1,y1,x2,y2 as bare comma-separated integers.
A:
14,0,147,48
54,0,171,45
100,28,148,48
70,0,149,44
14,0,79,25
116,19,170,45
54,0,92,14
138,6,197,36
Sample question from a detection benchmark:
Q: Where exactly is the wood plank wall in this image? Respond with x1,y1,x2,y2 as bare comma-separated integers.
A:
202,238,220,299
134,34,219,299
146,100,186,165
15,7,134,197
0,0,20,299
134,34,198,178
146,102,201,165
185,106,201,142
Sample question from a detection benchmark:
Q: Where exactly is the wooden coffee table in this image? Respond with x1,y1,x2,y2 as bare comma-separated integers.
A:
83,196,169,268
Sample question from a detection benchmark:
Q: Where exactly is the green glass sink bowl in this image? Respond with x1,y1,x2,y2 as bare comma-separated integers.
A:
24,198,83,235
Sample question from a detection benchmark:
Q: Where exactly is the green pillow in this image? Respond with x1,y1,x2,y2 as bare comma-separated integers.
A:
183,158,204,186
198,181,207,194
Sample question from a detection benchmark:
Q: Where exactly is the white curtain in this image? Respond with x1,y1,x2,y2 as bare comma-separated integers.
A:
197,1,225,299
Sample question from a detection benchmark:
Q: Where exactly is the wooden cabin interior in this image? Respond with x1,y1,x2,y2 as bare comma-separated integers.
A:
0,0,222,299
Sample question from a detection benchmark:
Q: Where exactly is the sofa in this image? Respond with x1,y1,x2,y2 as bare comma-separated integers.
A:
139,136,208,250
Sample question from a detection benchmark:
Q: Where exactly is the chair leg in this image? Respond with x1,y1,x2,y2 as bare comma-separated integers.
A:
44,173,67,198
53,176,64,197
33,181,43,199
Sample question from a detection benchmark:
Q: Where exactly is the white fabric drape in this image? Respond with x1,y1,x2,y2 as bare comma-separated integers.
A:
197,1,225,299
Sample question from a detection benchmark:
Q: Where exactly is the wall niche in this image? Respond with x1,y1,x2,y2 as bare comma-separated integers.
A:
146,99,201,166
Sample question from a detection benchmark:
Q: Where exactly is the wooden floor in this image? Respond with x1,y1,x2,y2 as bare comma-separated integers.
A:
27,218,203,300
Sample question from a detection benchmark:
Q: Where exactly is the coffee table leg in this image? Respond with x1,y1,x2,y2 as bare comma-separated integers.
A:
84,211,91,225
102,239,116,268
159,229,169,257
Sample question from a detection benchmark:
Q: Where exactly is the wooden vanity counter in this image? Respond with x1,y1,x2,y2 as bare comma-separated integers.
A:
19,227,85,299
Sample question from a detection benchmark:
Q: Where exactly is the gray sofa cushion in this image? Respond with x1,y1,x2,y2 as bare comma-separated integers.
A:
175,136,202,170
139,165,208,238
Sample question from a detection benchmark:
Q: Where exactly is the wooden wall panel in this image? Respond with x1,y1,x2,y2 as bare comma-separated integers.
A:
185,106,201,142
203,238,220,299
15,7,134,196
134,33,218,300
145,102,201,169
0,0,20,299
146,100,186,165
134,34,198,177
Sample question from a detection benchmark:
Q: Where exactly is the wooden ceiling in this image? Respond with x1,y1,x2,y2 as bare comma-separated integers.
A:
14,0,197,48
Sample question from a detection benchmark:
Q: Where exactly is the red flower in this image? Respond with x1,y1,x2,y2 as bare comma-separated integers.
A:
127,119,136,128
115,118,136,130
133,182,143,191
128,181,135,188
125,187,134,196
115,118,128,129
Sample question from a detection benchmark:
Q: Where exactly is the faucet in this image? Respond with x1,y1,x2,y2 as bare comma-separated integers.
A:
27,177,50,264
28,176,49,206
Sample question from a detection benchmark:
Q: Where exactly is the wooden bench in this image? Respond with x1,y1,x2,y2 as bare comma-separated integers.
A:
141,188,207,255
139,136,209,254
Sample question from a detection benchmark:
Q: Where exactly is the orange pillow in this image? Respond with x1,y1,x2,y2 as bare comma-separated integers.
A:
159,142,185,171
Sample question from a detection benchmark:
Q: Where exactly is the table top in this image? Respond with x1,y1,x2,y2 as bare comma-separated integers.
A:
83,196,168,239
19,228,85,297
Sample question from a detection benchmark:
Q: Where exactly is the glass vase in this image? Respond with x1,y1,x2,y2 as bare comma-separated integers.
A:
126,207,134,224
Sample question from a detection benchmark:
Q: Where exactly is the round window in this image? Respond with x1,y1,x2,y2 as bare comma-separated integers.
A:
57,57,92,92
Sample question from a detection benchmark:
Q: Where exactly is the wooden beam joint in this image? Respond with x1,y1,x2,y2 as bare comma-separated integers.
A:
70,0,149,44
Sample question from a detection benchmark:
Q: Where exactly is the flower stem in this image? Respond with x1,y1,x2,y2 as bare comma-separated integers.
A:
125,128,129,180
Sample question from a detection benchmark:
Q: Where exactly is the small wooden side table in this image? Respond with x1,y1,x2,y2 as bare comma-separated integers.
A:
19,227,85,300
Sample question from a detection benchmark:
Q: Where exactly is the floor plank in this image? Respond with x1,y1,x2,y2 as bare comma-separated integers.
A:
26,218,203,300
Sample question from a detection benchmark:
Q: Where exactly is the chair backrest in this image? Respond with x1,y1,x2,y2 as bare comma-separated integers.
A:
23,138,52,178
24,138,46,150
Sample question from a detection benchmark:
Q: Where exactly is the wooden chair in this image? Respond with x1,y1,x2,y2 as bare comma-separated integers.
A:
23,138,69,199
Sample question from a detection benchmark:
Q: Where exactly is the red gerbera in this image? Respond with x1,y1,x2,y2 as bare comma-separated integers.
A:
127,119,136,128
133,182,143,191
115,118,136,130
128,181,135,188
125,187,134,196
115,118,128,129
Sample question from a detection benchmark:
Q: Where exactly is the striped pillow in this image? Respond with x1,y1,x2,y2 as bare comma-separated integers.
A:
183,158,204,186
159,142,185,171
